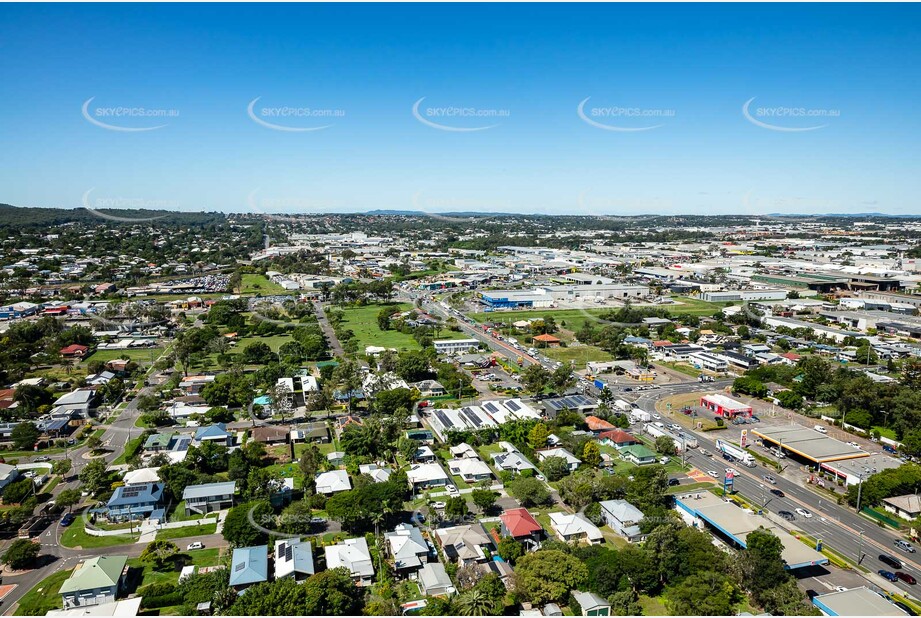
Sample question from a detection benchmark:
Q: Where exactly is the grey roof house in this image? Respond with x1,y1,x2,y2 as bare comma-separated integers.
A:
229,546,268,590
599,499,645,541
182,480,236,515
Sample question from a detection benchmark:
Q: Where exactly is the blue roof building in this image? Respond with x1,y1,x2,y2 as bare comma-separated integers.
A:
230,546,268,589
106,482,164,522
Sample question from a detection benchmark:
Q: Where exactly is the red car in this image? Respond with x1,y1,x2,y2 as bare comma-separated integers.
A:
897,571,917,585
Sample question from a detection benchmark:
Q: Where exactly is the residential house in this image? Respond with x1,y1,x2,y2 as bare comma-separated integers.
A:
326,451,346,466
122,467,160,486
0,463,19,490
336,415,364,436
406,463,450,493
549,512,603,545
449,443,479,459
571,591,612,617
385,523,431,575
325,537,375,586
359,463,392,483
599,500,645,541
274,538,315,582
106,482,164,522
499,508,544,551
60,344,90,358
883,495,921,520
598,429,639,449
59,556,128,609
413,445,437,463
491,441,540,476
250,425,288,445
194,423,233,446
182,481,236,515
584,416,615,434
536,447,581,471
316,470,352,495
413,379,447,397
229,546,268,590
290,422,330,444
417,563,456,597
53,389,97,418
447,457,493,484
619,444,657,466
434,524,494,566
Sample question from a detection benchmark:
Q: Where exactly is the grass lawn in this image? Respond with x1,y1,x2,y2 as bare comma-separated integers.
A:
14,569,71,616
156,522,218,541
233,334,294,353
60,512,139,549
129,548,223,589
337,303,468,352
84,347,163,365
543,345,613,369
638,594,669,616
112,435,144,465
240,273,290,295
873,425,897,440
657,361,702,377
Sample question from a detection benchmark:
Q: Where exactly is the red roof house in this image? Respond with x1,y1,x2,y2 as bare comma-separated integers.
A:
59,344,90,358
598,429,639,448
499,508,544,549
584,415,615,433
532,334,561,347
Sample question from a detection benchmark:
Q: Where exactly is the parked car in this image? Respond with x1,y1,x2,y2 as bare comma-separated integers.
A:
896,571,917,585
880,554,904,569
445,485,460,496
795,508,812,518
431,501,446,509
763,475,776,484
187,542,204,551
667,478,681,486
879,569,899,583
770,489,785,498
895,539,916,553
847,441,861,449
814,425,828,434
778,510,795,521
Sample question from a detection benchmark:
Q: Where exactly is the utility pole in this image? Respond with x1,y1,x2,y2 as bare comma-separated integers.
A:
856,472,865,514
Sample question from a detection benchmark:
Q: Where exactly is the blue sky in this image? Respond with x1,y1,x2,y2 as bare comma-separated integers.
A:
1,3,919,216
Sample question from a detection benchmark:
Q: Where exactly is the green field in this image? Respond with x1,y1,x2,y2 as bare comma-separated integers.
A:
233,334,294,352
240,273,291,295
337,303,469,352
155,522,218,541
60,513,139,549
543,345,613,369
84,347,164,365
128,548,223,589
14,568,71,615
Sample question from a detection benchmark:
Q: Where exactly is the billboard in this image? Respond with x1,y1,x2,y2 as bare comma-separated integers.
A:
740,429,748,448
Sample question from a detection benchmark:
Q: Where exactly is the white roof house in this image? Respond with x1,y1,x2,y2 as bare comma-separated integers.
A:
325,537,374,586
447,458,493,483
359,463,392,483
549,512,604,545
274,538,315,581
385,523,429,571
491,441,539,475
449,442,479,459
406,463,450,489
536,447,582,471
122,467,160,486
315,470,352,495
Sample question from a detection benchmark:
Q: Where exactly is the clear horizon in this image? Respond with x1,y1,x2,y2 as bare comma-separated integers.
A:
1,3,919,216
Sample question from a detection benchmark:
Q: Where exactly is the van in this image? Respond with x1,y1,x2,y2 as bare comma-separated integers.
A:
813,425,828,434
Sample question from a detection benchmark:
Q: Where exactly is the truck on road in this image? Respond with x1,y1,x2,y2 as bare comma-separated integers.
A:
715,439,756,467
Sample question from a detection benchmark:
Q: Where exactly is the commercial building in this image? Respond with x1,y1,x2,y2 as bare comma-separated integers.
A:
812,587,908,616
752,426,870,466
434,339,481,355
820,453,902,486
699,394,752,419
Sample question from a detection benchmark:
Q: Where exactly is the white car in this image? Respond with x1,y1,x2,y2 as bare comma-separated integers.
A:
431,501,447,509
187,542,204,551
726,468,739,476
813,425,828,434
652,414,661,420
707,470,719,478
445,485,460,496
847,442,861,449
795,508,812,518
834,586,848,592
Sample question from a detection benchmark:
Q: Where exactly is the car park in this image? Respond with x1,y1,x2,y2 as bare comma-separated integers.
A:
879,569,899,583
897,571,917,585
895,539,916,553
795,508,812,518
880,553,903,569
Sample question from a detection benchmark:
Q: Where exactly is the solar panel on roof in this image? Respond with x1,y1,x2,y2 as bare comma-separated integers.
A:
285,546,293,561
505,400,521,411
483,402,499,413
434,409,452,428
235,562,246,571
461,409,482,428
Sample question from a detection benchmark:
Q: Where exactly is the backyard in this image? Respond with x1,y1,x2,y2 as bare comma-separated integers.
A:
337,303,469,352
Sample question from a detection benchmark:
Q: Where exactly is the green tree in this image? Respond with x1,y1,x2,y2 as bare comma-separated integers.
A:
79,458,115,497
303,567,366,615
507,476,552,507
496,536,524,564
654,435,676,455
608,589,643,616
11,422,40,451
515,550,588,605
528,423,550,449
140,539,179,569
1,538,41,570
582,440,602,467
540,456,571,482
222,501,273,547
52,458,73,477
471,488,499,514
666,571,740,615
522,364,551,396
56,487,82,512
445,496,469,521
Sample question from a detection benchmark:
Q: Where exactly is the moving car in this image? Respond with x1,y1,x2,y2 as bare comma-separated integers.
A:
894,601,918,616
879,569,899,582
707,470,719,478
187,542,204,551
795,508,812,518
667,478,680,486
895,539,916,553
814,425,828,434
880,553,904,569
699,449,711,457
60,513,75,527
778,510,795,521
770,489,785,498
763,475,776,484
726,468,739,476
896,571,917,585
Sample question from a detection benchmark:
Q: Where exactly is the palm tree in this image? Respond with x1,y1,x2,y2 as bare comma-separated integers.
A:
456,588,497,616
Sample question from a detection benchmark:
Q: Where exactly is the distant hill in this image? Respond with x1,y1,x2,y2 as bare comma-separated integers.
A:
0,203,230,227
